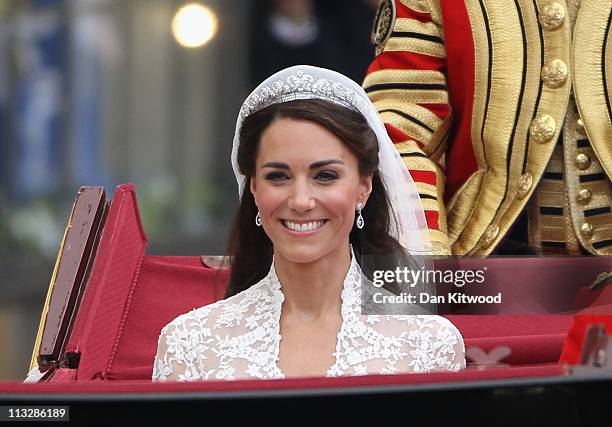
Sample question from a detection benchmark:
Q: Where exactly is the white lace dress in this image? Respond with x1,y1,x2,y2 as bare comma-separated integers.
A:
153,255,465,381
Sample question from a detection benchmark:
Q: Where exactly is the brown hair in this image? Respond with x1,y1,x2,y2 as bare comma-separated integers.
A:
224,99,412,298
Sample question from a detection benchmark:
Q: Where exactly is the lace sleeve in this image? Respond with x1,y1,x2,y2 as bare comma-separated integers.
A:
405,316,466,373
152,323,186,382
152,310,218,382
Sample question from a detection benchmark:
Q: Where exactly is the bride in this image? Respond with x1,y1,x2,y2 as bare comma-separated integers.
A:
152,65,465,381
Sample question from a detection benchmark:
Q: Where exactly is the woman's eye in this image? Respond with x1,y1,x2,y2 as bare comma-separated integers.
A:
316,170,339,181
265,171,288,181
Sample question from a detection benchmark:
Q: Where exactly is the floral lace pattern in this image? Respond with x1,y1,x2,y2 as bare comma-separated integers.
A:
153,256,465,381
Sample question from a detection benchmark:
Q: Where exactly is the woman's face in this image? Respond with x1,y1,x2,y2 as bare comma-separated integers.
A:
250,118,372,265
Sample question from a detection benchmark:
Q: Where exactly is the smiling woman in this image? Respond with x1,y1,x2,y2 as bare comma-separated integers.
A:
252,117,369,267
152,65,465,381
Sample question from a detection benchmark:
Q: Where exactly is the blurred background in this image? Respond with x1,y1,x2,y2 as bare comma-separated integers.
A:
0,0,378,380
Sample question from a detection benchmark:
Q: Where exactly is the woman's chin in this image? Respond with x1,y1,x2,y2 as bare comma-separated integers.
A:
279,250,322,265
273,239,350,266
274,244,327,265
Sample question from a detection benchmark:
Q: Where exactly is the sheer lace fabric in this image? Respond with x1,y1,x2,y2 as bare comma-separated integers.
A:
153,256,465,381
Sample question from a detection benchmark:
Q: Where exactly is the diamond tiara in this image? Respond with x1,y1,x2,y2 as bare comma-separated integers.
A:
239,71,365,118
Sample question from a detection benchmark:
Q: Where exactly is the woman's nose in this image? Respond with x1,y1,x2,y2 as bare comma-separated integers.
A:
288,181,315,212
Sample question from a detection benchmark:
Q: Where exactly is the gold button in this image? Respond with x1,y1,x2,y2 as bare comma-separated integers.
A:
576,118,586,136
530,114,556,143
577,189,592,205
482,224,500,248
539,2,565,31
575,153,591,170
581,222,594,238
517,172,533,199
541,59,568,88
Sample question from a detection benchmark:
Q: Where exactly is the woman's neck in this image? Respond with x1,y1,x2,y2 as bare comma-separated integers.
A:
273,245,351,322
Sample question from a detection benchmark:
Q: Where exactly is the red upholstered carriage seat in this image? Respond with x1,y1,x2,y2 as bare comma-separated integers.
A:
47,184,602,382
52,184,229,381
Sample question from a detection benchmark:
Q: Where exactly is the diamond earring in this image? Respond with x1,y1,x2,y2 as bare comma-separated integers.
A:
356,203,364,229
255,211,262,227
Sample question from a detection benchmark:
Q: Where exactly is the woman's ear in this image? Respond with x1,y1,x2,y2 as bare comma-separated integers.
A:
359,174,373,205
249,177,260,209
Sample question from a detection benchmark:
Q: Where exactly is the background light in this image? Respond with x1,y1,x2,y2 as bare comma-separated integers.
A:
172,3,218,48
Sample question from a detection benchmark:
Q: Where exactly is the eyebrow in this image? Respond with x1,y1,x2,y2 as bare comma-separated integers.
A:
261,159,345,170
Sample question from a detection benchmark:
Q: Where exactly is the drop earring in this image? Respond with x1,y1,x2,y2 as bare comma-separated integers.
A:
356,203,364,229
255,211,262,227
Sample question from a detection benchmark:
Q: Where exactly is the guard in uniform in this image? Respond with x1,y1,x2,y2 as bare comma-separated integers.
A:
364,0,612,256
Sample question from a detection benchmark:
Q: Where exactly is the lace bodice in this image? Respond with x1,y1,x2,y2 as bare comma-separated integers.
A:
153,255,465,381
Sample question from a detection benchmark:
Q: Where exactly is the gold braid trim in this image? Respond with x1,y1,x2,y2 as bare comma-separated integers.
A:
420,198,441,212
454,0,570,255
429,114,452,159
570,3,612,254
402,155,441,173
433,154,448,236
415,181,439,198
374,99,444,131
453,0,534,254
381,6,447,59
365,70,451,155
364,69,447,88
447,170,485,243
399,0,429,13
395,140,444,166
368,88,448,105
563,99,612,255
382,36,446,58
380,111,435,147
399,0,444,26
393,18,445,40
392,140,449,255
586,216,612,229
529,143,581,255
368,0,449,255
429,229,451,256
482,0,556,254
393,139,423,152
394,139,425,153
573,0,612,184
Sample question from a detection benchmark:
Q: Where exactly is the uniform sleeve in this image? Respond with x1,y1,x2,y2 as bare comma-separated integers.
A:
364,0,451,255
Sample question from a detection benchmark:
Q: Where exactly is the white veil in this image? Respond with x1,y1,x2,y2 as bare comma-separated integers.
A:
230,65,434,311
